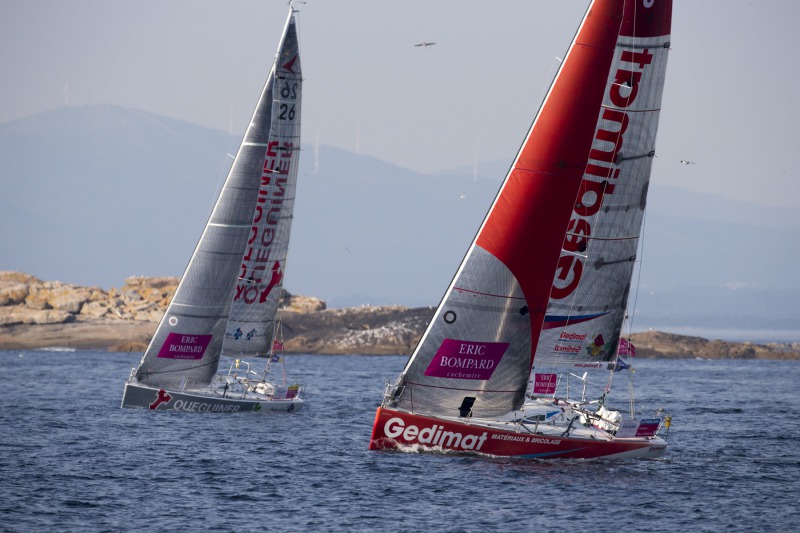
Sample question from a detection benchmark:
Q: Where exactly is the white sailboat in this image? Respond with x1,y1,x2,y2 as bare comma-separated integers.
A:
122,9,304,413
370,0,673,458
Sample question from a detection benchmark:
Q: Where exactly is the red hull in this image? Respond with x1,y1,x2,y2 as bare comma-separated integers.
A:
370,408,667,460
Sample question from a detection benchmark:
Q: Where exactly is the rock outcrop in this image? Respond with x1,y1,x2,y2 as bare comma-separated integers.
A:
627,330,800,360
280,305,433,355
0,272,325,326
1,271,798,359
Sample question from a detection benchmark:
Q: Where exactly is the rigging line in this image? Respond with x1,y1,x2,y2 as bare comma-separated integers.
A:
622,205,647,410
540,56,562,108
404,381,519,394
627,207,647,340
453,286,526,300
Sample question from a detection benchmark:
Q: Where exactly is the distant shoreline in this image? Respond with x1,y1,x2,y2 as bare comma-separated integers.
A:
2,318,799,361
627,325,800,346
1,271,799,359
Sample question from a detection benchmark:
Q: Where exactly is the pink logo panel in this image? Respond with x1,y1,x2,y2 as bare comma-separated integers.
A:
533,373,558,395
424,339,509,380
157,333,213,360
635,419,661,437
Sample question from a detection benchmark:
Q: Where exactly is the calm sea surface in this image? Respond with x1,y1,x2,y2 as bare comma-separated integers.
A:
1,350,798,532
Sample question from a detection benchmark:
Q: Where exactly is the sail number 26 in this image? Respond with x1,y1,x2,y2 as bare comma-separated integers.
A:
279,104,295,121
279,82,298,121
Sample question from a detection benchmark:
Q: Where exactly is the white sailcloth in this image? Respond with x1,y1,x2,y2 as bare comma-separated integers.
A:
535,24,671,369
223,21,302,358
134,11,301,389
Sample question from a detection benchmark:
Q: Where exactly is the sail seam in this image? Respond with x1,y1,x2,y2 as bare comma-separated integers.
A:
566,233,638,241
600,104,661,113
405,381,519,394
453,287,526,300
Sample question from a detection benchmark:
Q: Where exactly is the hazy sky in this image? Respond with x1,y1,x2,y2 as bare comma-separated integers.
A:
2,0,799,208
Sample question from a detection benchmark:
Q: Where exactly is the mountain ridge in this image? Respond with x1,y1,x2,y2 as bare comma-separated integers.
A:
2,105,798,340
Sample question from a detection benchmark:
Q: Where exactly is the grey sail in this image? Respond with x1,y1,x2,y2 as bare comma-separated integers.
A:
390,245,533,418
134,11,301,390
223,16,302,358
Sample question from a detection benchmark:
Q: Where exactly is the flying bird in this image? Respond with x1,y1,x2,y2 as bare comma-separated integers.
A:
414,42,436,47
679,160,696,165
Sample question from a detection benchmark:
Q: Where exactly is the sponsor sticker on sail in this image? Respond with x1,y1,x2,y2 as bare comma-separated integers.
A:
424,339,509,380
157,333,212,360
533,373,558,395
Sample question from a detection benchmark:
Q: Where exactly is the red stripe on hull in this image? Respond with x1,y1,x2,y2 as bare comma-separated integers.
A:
369,408,666,460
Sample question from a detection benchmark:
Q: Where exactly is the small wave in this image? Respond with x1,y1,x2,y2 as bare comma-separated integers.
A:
37,347,77,352
752,457,800,466
687,407,744,414
225,493,260,502
63,500,99,508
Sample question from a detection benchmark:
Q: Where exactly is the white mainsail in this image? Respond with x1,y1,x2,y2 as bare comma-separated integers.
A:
134,10,301,390
534,16,670,370
223,19,302,358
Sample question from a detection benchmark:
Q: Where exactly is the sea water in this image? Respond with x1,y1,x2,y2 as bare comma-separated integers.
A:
1,351,798,532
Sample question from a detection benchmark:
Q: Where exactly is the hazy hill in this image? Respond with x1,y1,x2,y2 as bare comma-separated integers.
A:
2,105,798,341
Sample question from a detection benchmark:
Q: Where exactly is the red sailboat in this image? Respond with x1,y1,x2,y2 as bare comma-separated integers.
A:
370,0,673,459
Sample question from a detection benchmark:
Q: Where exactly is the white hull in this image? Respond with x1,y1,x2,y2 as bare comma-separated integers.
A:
121,381,303,413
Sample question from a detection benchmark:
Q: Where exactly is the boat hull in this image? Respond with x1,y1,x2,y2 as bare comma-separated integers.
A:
121,381,304,413
369,407,667,460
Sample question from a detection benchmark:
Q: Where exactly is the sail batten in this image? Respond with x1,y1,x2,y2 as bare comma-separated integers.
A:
242,142,271,147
